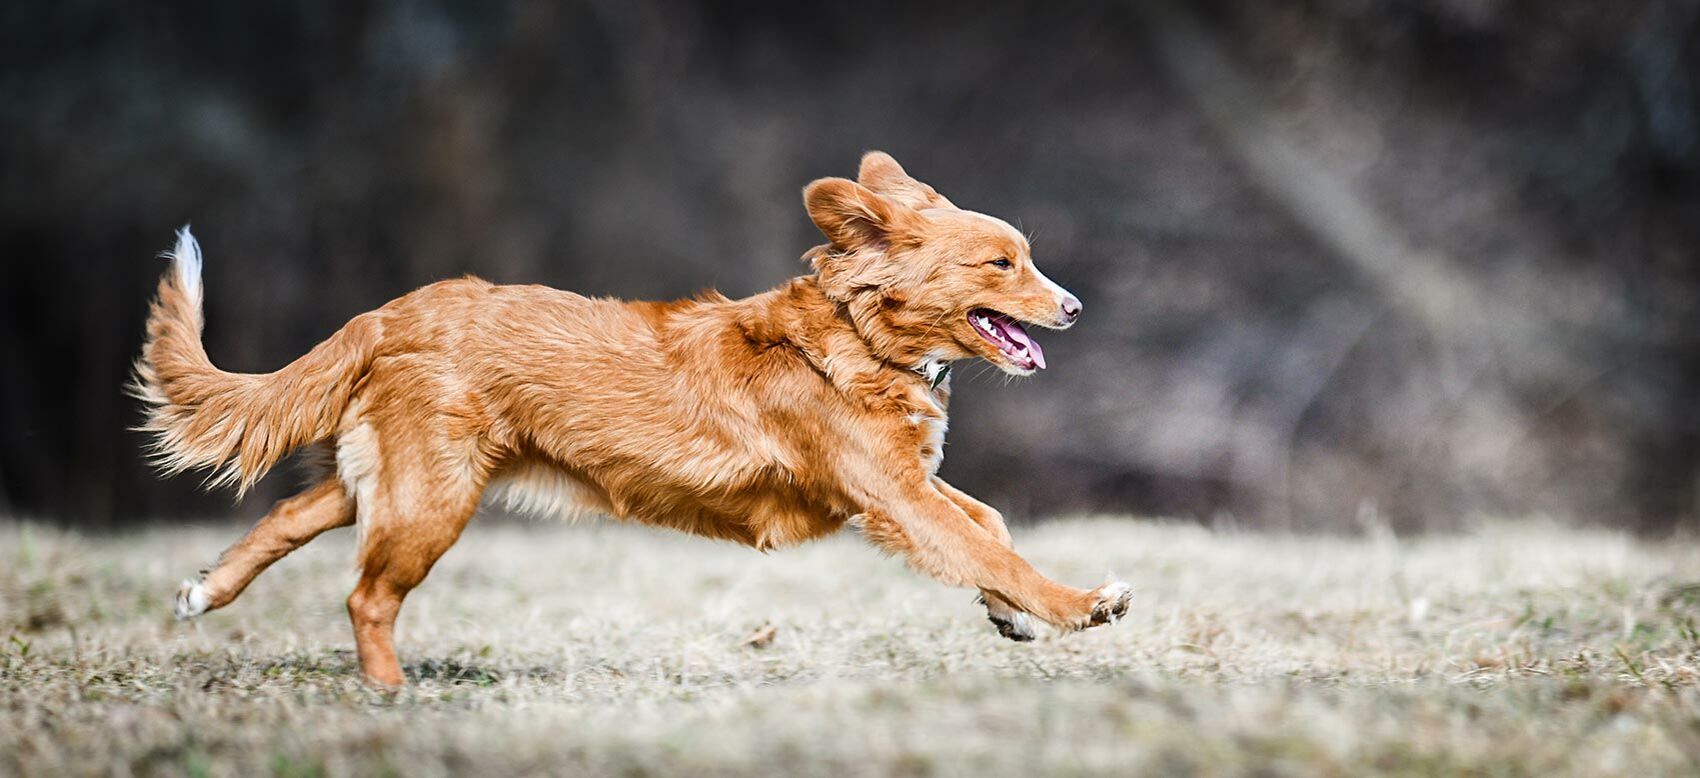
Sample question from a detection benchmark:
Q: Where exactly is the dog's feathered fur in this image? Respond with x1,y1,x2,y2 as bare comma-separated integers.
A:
136,152,1131,686
133,227,379,494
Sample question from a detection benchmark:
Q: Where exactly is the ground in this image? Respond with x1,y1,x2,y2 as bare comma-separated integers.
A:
3,516,1700,776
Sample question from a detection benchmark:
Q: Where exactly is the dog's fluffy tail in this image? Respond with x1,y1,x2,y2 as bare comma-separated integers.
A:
131,226,379,495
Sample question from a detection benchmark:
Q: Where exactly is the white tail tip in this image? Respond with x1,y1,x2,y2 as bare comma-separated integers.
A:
167,225,203,299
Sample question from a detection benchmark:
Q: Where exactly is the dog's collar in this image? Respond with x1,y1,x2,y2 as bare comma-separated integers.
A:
914,360,950,390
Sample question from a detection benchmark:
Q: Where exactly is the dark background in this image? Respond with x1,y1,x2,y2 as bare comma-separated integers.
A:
3,1,1696,532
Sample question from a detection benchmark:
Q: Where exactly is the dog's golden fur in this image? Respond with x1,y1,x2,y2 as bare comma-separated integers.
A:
135,152,1131,686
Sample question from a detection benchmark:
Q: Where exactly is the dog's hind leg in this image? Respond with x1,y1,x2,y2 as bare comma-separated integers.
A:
344,473,483,687
175,478,354,619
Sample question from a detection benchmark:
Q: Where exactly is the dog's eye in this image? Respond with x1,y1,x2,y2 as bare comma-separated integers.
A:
990,258,1013,269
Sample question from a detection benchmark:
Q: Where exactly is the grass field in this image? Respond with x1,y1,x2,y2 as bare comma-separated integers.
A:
4,516,1700,776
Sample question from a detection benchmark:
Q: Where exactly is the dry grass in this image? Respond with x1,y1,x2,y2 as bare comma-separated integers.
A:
4,516,1700,776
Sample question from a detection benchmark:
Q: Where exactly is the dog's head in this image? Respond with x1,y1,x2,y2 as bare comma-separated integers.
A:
802,151,1081,376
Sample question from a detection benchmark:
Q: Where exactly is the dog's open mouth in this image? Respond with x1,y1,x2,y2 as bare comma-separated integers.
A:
968,308,1046,370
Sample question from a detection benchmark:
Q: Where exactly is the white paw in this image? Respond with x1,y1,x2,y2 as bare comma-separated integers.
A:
174,578,210,620
1086,580,1134,628
979,593,1037,642
988,608,1037,642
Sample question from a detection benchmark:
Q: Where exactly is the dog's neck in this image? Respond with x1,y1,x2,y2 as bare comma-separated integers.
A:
834,292,947,372
740,276,952,400
913,360,950,390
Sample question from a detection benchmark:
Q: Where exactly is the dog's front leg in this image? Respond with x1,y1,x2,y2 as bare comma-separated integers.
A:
931,476,1013,546
855,476,1131,633
929,477,1034,641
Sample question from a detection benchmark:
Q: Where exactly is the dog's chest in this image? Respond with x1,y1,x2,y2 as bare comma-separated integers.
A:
905,380,951,474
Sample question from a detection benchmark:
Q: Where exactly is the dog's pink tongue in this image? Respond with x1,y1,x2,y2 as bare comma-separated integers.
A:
1027,337,1046,369
999,319,1046,370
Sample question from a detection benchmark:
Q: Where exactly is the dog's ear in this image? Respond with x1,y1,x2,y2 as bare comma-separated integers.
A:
857,151,956,211
802,177,924,300
803,177,917,253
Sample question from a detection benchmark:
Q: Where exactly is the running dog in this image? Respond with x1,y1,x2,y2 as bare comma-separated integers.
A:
135,152,1132,686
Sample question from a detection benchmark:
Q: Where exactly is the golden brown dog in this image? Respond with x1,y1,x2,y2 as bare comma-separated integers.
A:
135,152,1132,686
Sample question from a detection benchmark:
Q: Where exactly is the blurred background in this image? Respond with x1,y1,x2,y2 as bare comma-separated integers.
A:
2,1,1695,532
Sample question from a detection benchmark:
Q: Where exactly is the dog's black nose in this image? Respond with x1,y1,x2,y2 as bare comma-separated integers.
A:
1061,295,1083,321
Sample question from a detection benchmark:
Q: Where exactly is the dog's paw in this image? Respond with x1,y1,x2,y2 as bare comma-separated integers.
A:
1082,580,1133,629
978,592,1036,642
174,578,210,620
987,609,1036,642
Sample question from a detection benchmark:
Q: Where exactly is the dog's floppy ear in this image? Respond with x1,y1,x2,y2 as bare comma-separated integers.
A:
803,177,916,253
857,151,956,211
802,177,923,300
